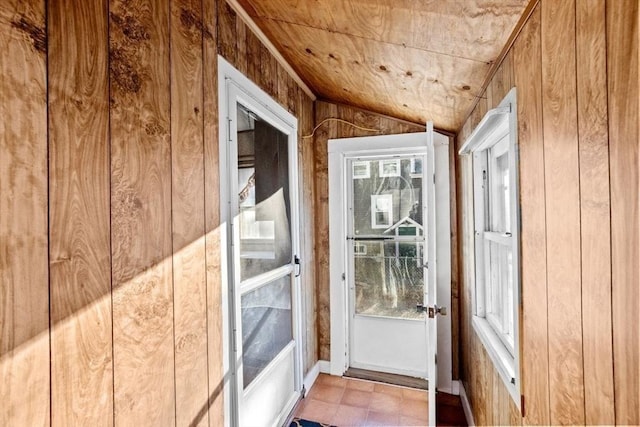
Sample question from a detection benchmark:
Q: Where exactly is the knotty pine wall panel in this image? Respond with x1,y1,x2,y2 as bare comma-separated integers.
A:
170,0,209,425
0,1,50,425
456,1,639,425
48,0,113,425
0,0,315,424
109,0,176,423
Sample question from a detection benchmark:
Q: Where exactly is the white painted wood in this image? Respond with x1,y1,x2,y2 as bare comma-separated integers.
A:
459,381,476,426
218,56,303,427
302,361,321,395
425,123,437,426
434,137,453,398
351,316,428,377
318,360,331,374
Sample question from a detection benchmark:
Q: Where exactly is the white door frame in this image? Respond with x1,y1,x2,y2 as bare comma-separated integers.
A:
218,55,303,427
328,131,453,393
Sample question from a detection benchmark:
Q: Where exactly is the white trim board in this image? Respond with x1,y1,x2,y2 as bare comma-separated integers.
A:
303,362,321,397
459,381,476,426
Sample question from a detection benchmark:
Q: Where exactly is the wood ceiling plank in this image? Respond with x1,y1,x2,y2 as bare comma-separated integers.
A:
258,19,487,131
239,0,528,63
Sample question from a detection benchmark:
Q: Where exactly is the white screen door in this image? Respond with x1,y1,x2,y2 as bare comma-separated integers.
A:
220,57,302,427
347,151,430,378
328,125,448,427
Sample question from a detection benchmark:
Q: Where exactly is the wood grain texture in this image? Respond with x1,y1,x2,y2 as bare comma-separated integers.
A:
217,0,236,64
541,1,585,423
298,93,317,373
511,5,550,426
109,0,176,424
0,1,49,425
575,1,615,424
204,1,225,425
256,18,481,131
607,0,639,424
170,0,209,425
237,0,528,130
47,0,113,425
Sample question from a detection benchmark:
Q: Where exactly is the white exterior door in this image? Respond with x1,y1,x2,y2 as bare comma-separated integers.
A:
346,151,430,378
328,126,451,426
219,57,302,427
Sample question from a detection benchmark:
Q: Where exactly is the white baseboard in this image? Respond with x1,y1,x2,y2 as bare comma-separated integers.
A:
438,379,460,396
459,381,475,426
303,362,321,396
318,360,331,374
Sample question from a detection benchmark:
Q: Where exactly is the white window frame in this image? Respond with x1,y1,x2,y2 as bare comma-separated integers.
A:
370,194,393,228
459,88,521,407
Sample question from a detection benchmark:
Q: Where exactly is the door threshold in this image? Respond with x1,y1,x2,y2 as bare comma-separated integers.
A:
344,367,429,390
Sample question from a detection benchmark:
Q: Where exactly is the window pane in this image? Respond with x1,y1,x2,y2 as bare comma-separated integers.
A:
354,241,424,319
352,157,424,234
485,240,515,352
489,148,510,233
241,276,293,388
237,104,291,281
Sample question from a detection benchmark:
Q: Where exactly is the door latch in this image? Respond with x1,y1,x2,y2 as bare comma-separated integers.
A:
294,255,301,277
416,304,447,318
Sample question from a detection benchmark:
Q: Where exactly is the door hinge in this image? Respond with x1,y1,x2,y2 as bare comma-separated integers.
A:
227,117,232,142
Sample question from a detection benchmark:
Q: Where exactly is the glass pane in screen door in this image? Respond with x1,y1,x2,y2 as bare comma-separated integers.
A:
351,156,425,319
236,104,291,281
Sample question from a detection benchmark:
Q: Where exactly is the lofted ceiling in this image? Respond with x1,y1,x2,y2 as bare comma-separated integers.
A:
235,0,530,132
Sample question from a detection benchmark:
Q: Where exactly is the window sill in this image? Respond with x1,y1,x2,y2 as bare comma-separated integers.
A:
472,316,520,407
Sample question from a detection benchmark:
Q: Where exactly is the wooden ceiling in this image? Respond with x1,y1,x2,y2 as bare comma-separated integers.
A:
235,0,530,132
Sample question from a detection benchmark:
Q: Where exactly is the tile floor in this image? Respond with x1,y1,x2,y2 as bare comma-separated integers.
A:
293,374,429,426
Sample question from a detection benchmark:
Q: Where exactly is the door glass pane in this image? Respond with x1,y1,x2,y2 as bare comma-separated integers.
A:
237,104,291,281
241,275,293,388
354,240,424,319
351,157,423,236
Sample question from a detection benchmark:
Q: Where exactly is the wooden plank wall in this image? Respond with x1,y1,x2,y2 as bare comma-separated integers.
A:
0,0,315,425
0,1,50,425
313,101,460,378
456,0,639,425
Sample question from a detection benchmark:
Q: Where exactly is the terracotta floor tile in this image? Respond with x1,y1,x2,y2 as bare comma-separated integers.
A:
401,388,428,402
308,383,345,404
317,374,348,388
299,399,339,425
346,378,375,392
399,415,428,426
331,404,368,426
365,410,400,426
369,392,402,414
372,383,404,397
341,389,372,408
399,398,429,422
